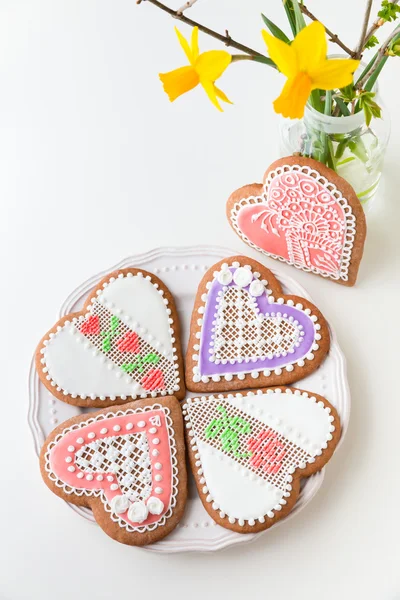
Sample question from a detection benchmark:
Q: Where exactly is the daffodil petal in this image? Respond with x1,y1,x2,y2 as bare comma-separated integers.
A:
291,21,327,72
159,66,199,101
175,27,194,64
261,29,297,78
273,72,312,119
195,51,231,81
191,26,199,61
200,79,223,111
310,59,360,90
214,84,233,104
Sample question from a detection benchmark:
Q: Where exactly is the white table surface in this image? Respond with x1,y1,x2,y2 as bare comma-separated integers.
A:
2,0,400,598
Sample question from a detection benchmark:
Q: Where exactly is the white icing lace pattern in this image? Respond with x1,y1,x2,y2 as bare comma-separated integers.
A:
44,404,179,533
75,432,152,502
72,301,177,393
39,272,181,400
183,397,309,492
230,164,356,281
210,287,303,364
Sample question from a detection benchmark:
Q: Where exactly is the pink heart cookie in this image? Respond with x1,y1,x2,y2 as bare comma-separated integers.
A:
40,397,187,546
227,156,366,286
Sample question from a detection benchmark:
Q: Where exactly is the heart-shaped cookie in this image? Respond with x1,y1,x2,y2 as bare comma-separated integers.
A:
40,397,187,546
185,256,330,393
36,268,185,407
183,387,340,533
227,156,366,286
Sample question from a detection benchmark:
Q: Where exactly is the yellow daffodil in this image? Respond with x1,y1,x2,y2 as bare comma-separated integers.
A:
262,21,360,119
159,26,232,111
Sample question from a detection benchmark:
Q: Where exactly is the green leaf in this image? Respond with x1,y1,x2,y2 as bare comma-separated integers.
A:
261,14,291,43
292,0,307,32
358,91,382,126
252,55,277,68
309,89,324,113
335,139,349,160
121,363,135,373
378,0,400,22
365,55,389,91
335,96,351,116
365,35,379,49
348,138,369,162
282,0,297,36
110,315,119,331
355,51,380,85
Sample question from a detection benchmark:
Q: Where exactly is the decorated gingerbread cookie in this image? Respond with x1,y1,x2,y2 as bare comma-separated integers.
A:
227,156,366,286
36,268,185,407
183,387,340,533
40,397,187,546
185,256,330,393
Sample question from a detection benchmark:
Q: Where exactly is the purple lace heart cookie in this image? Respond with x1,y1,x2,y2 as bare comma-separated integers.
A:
185,256,330,392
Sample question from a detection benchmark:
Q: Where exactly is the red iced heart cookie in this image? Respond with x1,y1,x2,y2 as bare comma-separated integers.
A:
40,397,187,546
227,156,366,286
117,331,140,354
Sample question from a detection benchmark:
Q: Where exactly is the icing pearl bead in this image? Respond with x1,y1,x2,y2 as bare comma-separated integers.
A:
249,279,265,297
217,269,233,285
233,267,253,288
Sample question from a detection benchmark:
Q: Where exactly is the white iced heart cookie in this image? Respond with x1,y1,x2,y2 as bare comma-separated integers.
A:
183,387,340,533
40,397,187,546
36,268,185,407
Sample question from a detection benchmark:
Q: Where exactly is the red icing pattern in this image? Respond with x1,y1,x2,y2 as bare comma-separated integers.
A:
117,331,140,353
247,429,286,474
236,170,347,277
80,315,100,336
49,409,172,528
141,368,166,391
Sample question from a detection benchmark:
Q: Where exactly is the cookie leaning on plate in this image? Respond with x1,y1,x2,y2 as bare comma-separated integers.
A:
227,156,366,286
183,387,340,533
36,267,185,408
40,397,187,546
185,255,330,393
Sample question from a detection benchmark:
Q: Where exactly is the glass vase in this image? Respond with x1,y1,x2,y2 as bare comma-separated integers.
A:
279,95,390,211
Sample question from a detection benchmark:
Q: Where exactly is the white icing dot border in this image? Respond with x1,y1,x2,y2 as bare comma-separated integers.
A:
44,403,179,533
39,271,181,401
229,164,357,282
182,388,335,527
191,262,322,383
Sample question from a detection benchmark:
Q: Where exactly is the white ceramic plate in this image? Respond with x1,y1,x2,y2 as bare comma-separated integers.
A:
28,245,350,552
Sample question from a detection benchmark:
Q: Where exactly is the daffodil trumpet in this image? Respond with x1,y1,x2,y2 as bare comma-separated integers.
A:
262,22,360,120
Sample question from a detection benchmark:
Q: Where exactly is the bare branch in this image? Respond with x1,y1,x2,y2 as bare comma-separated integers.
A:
137,0,267,58
363,0,399,48
356,24,400,88
176,0,198,14
300,3,357,57
355,0,373,57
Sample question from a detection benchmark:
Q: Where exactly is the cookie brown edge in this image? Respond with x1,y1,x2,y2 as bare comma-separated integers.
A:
184,387,341,534
226,156,367,286
35,267,186,408
39,396,187,546
185,255,330,393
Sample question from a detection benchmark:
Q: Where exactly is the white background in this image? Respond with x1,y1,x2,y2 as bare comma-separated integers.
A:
1,0,400,598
